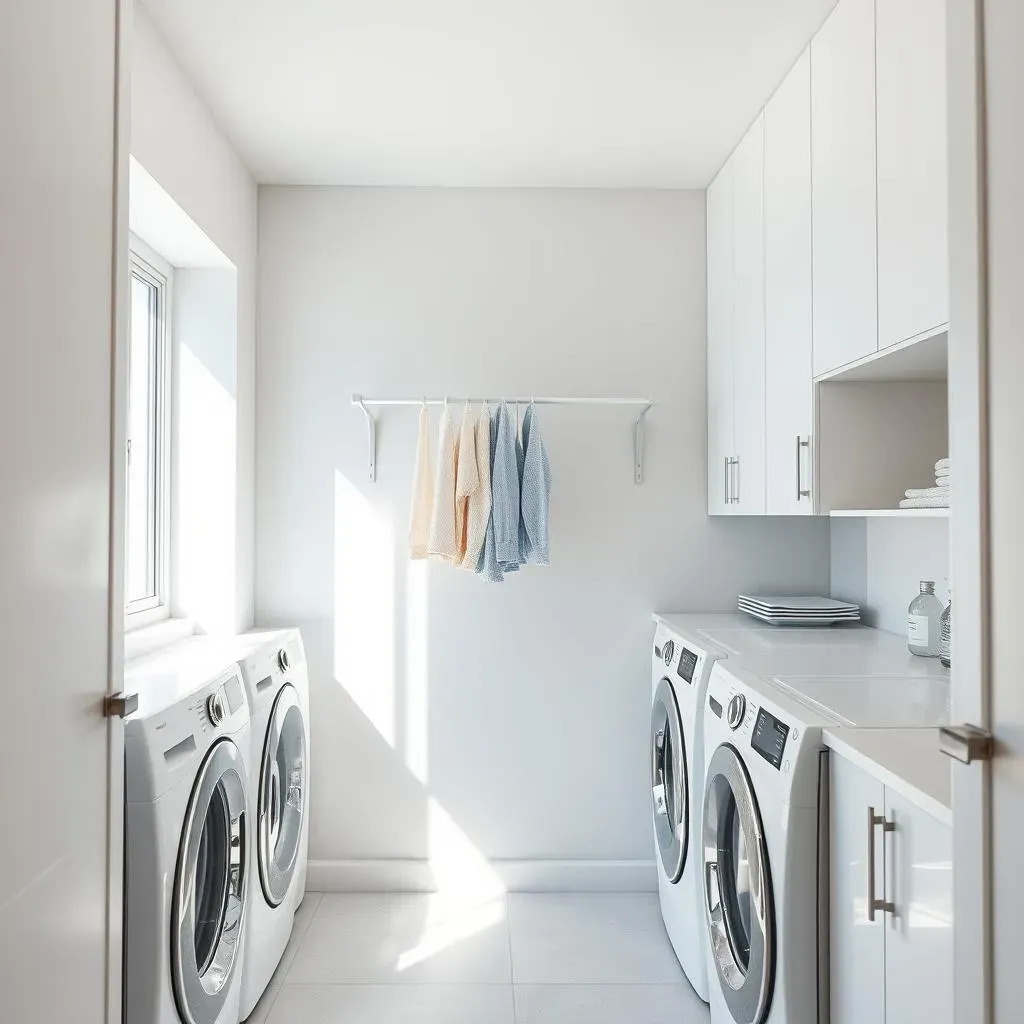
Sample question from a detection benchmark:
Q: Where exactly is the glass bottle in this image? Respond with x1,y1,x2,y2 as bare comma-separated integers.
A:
939,592,952,669
908,580,943,657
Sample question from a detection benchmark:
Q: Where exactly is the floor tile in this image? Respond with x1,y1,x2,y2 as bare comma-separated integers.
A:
514,984,710,1024
508,894,683,984
266,983,516,1024
286,893,512,984
244,892,324,1024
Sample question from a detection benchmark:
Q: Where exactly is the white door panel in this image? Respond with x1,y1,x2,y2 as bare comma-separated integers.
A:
732,116,766,515
877,0,950,349
0,2,122,1023
811,0,878,377
765,51,813,515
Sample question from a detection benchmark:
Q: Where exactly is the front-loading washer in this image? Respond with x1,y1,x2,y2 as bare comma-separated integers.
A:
700,661,832,1024
124,657,252,1024
231,629,310,1021
650,620,729,1002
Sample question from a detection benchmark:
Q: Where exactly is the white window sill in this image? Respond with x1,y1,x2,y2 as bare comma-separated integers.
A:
125,616,195,663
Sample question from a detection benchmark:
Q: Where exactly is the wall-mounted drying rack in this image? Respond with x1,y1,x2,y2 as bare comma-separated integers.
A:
352,394,654,484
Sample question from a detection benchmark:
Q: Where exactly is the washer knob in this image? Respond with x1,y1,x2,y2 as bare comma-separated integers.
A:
726,693,747,730
662,640,675,667
206,692,225,726
278,647,290,672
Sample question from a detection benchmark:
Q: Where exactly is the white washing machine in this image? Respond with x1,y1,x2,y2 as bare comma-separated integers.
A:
650,621,729,1002
700,661,831,1024
231,629,310,1022
124,657,252,1024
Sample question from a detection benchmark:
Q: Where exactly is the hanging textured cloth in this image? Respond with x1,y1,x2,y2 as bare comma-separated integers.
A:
491,401,522,574
453,404,478,564
518,404,551,565
476,405,505,583
459,405,491,570
428,402,459,563
408,403,434,559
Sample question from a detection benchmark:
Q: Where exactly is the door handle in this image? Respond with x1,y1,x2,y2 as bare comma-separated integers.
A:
724,457,731,505
867,806,896,921
103,691,139,719
733,457,740,504
939,724,994,764
796,436,811,501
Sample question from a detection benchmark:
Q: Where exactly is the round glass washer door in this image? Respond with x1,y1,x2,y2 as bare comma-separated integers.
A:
702,743,774,1024
172,737,247,1024
258,683,307,907
651,676,688,883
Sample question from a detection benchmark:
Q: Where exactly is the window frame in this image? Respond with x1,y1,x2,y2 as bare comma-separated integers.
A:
125,234,173,628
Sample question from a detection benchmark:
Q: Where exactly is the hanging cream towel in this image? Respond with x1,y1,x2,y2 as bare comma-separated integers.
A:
454,405,477,563
459,405,492,570
428,403,459,562
408,404,434,559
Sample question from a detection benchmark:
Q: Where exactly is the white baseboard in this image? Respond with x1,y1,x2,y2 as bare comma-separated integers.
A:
305,858,658,894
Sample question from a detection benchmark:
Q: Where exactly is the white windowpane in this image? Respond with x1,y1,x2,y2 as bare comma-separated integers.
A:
125,252,168,617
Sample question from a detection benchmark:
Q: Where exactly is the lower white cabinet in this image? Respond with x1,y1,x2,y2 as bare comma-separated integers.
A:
830,753,953,1024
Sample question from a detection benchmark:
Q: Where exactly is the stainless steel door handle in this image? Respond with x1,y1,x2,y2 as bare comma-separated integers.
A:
796,436,811,501
733,457,740,504
867,806,896,921
724,457,731,505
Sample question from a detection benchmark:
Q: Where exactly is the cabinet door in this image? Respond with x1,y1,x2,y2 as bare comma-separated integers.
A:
707,159,735,515
811,0,878,377
830,754,886,1024
731,115,766,514
876,0,949,348
765,51,814,515
883,788,954,1024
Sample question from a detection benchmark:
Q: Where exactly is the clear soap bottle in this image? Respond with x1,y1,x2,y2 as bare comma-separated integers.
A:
939,591,952,669
908,580,943,657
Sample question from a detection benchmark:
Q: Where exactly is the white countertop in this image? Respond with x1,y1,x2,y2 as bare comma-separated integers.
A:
824,727,952,826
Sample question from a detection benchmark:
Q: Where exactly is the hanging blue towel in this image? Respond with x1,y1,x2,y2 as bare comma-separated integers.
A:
491,401,522,573
519,404,551,565
476,404,505,583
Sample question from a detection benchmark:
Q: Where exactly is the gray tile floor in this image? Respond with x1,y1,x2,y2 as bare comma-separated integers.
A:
248,892,710,1024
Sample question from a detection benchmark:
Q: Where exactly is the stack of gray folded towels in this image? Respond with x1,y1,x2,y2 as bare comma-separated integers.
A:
900,457,950,509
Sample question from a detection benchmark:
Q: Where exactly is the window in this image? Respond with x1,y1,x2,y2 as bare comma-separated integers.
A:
126,238,171,624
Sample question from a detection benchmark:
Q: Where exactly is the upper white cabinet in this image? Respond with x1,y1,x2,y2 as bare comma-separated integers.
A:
811,0,878,378
876,0,949,348
764,51,813,515
731,115,767,515
830,752,953,1024
706,160,735,516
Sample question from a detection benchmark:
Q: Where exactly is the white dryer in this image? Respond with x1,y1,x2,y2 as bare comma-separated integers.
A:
230,629,310,1022
650,621,728,1002
124,658,252,1024
700,661,831,1024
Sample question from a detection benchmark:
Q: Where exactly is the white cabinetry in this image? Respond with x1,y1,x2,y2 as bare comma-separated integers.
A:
876,0,949,349
764,51,813,515
811,0,878,377
731,115,766,514
706,116,765,515
706,160,734,515
830,753,953,1024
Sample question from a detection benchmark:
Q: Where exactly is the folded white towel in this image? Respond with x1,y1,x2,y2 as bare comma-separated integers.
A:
900,494,951,508
935,457,950,472
905,484,951,499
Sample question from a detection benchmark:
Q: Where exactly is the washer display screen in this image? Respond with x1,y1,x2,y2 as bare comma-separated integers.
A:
751,708,789,770
677,648,698,685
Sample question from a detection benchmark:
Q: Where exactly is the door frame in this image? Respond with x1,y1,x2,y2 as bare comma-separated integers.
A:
947,1,992,1022
105,0,132,1021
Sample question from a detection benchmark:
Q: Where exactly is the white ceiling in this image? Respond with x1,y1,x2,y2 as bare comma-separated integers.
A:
142,0,838,188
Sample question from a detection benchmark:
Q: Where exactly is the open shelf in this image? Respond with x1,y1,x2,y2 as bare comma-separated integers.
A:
829,508,950,519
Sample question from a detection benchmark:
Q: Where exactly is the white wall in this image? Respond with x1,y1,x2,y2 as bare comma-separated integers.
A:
131,5,257,631
831,517,950,635
256,187,831,885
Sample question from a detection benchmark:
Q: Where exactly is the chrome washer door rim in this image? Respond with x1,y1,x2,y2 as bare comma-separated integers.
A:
702,743,774,1024
258,683,307,907
172,738,247,1024
651,677,688,883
